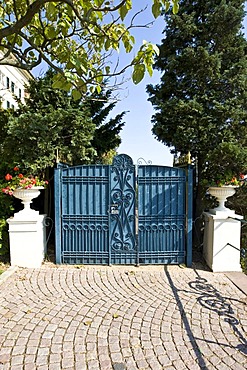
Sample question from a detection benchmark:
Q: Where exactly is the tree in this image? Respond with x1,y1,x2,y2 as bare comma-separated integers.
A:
0,0,179,97
0,75,95,172
0,69,126,173
88,89,125,161
0,70,126,255
147,0,247,216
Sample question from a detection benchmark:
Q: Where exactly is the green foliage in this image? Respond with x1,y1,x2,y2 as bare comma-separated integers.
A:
147,0,247,216
0,1,178,94
87,88,125,161
1,107,96,172
100,149,118,164
240,239,247,274
0,69,126,255
202,142,247,186
227,184,247,274
0,178,14,256
0,70,125,172
132,42,160,84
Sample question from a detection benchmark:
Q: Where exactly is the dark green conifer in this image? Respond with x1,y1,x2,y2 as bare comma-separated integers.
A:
147,0,247,215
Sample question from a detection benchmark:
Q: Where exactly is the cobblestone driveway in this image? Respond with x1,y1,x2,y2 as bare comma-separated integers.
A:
0,264,246,369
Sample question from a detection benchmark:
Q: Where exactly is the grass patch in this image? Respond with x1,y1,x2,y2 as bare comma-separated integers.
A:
0,260,9,275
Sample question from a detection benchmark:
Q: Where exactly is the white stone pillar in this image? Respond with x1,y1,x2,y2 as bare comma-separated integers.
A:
7,213,46,268
203,211,243,272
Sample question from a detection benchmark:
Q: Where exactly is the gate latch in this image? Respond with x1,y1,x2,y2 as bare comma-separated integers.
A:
110,204,119,215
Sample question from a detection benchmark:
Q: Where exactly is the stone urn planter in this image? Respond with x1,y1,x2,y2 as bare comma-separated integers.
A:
208,186,237,214
204,186,242,272
8,186,46,268
13,187,44,217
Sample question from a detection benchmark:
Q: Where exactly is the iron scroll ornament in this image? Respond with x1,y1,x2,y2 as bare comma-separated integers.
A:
110,154,136,252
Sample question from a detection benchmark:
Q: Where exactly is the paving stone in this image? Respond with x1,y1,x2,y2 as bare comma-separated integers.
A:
112,363,126,370
87,360,100,370
0,264,246,369
49,365,62,370
11,346,26,356
0,354,10,364
24,364,36,370
10,355,24,366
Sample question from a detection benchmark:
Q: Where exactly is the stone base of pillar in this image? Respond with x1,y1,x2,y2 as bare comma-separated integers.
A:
203,211,242,272
7,213,46,268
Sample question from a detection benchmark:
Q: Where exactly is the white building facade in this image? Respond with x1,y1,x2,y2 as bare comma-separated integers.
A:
0,54,32,109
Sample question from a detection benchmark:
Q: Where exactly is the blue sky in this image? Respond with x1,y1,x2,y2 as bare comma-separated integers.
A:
33,2,247,166
112,2,247,166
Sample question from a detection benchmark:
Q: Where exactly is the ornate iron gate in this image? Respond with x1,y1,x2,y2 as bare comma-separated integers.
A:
55,154,193,266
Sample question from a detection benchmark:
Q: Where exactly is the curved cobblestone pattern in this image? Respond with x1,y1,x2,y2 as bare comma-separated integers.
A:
0,265,246,370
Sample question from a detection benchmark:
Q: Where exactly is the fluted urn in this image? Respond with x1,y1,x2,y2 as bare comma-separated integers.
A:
13,187,44,216
208,186,237,213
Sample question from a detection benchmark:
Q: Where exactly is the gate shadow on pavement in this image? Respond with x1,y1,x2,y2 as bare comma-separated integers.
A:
164,267,209,369
188,270,247,355
164,266,247,370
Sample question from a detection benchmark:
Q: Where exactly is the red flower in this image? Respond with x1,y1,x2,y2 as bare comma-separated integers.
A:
240,173,245,179
2,169,48,195
2,187,11,194
5,174,12,181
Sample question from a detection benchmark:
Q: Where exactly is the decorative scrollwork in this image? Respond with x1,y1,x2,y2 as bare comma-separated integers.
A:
112,240,135,252
63,223,108,231
43,216,53,228
112,154,134,171
138,223,185,232
137,157,152,165
110,154,136,253
112,190,122,202
43,216,54,249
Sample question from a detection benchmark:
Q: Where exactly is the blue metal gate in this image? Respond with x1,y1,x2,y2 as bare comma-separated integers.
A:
55,154,193,266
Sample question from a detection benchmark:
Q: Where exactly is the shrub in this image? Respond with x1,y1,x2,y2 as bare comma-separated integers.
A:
0,190,14,256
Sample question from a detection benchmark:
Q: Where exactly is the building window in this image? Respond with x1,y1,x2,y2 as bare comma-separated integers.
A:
0,71,4,85
6,101,10,108
6,77,10,89
11,104,14,109
11,81,15,93
19,88,22,99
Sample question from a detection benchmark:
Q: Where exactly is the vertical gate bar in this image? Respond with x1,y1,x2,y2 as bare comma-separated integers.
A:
93,166,96,216
54,166,62,264
177,171,182,259
186,165,193,267
100,166,102,217
72,167,75,257
80,166,82,215
86,166,89,216
72,168,74,215
108,164,111,265
136,165,139,266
